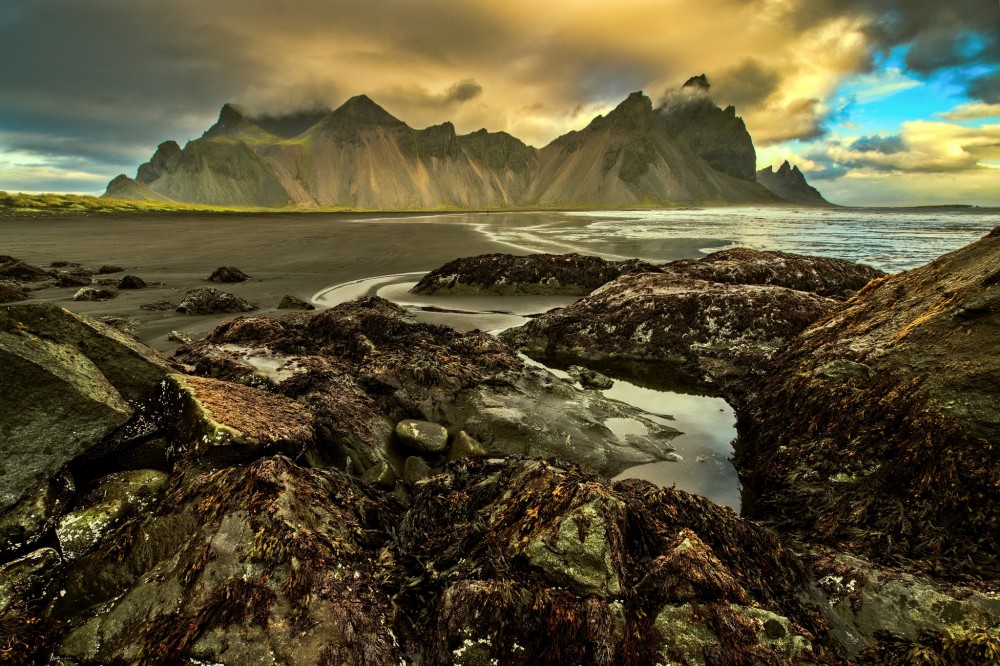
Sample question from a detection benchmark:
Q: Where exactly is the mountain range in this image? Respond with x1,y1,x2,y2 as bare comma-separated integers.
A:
105,77,830,209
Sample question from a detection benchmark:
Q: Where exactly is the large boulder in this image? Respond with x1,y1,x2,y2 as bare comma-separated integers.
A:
51,456,405,665
208,266,251,283
501,272,839,388
394,457,841,664
176,287,257,315
1,302,172,404
410,252,660,295
664,247,885,299
177,298,680,478
736,228,1000,577
0,328,130,551
167,374,315,464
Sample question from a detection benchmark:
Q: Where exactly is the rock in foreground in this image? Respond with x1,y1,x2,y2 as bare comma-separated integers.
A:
410,252,660,295
737,227,1000,577
501,272,839,387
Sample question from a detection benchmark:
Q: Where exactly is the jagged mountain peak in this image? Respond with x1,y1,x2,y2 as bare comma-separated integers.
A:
203,103,253,139
757,161,832,206
325,94,405,129
683,74,711,91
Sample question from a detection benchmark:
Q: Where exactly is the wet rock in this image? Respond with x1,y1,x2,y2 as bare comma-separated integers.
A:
813,552,1000,657
52,457,404,665
167,373,314,463
55,470,169,560
140,299,174,311
0,325,131,539
0,280,28,303
447,430,488,461
116,274,147,289
665,247,884,299
411,252,660,295
97,265,123,274
97,315,140,337
0,470,75,555
396,458,840,664
737,228,1000,576
501,272,839,388
177,298,678,478
167,330,193,345
72,286,117,301
208,265,251,283
0,259,51,282
568,364,614,390
360,460,397,488
395,419,448,454
277,294,315,310
403,455,434,485
1,302,172,404
0,547,63,614
54,272,92,288
176,287,257,314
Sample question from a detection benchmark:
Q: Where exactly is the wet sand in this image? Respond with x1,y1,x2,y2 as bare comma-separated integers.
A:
3,211,719,353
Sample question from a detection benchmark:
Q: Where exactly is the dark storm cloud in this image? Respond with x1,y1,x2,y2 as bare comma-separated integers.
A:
849,134,905,154
967,71,1000,104
712,59,782,109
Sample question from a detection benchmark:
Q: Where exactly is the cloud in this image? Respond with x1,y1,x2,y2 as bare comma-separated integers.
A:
937,102,1000,121
967,71,1000,104
849,134,905,154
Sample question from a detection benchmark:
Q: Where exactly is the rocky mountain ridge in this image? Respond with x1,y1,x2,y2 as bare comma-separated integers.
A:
105,79,827,209
757,160,832,206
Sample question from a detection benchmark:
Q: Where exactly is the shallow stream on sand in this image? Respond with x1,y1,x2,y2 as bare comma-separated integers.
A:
314,274,741,510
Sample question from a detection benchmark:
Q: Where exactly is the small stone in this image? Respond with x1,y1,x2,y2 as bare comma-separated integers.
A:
0,280,28,304
568,365,615,390
73,287,117,301
278,294,315,310
140,300,174,311
168,330,193,345
209,266,251,283
395,419,449,454
97,265,124,274
116,275,147,289
403,456,433,485
447,431,489,461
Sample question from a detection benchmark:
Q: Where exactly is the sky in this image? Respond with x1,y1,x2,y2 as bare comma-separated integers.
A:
1,0,998,206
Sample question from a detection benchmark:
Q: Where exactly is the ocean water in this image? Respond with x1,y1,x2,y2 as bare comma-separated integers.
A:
474,206,1000,273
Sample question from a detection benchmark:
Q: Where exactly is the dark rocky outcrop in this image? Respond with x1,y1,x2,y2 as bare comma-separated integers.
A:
736,228,1000,578
277,294,315,310
501,272,839,388
208,265,251,283
0,281,28,304
96,265,124,274
665,248,885,299
54,272,92,288
0,260,50,282
757,161,832,207
176,297,681,478
176,287,257,315
116,274,147,289
411,253,660,295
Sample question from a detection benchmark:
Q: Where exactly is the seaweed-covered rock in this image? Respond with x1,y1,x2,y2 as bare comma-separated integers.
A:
410,252,660,295
116,274,147,289
167,374,315,464
0,471,75,555
97,265,123,274
177,298,681,478
54,272,92,288
736,228,1000,577
394,458,841,664
447,431,488,461
0,281,28,304
0,547,63,614
72,286,117,301
176,287,257,315
208,265,251,283
665,248,885,299
0,260,51,282
55,470,169,560
52,456,405,665
277,294,315,310
1,302,172,404
501,272,838,387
